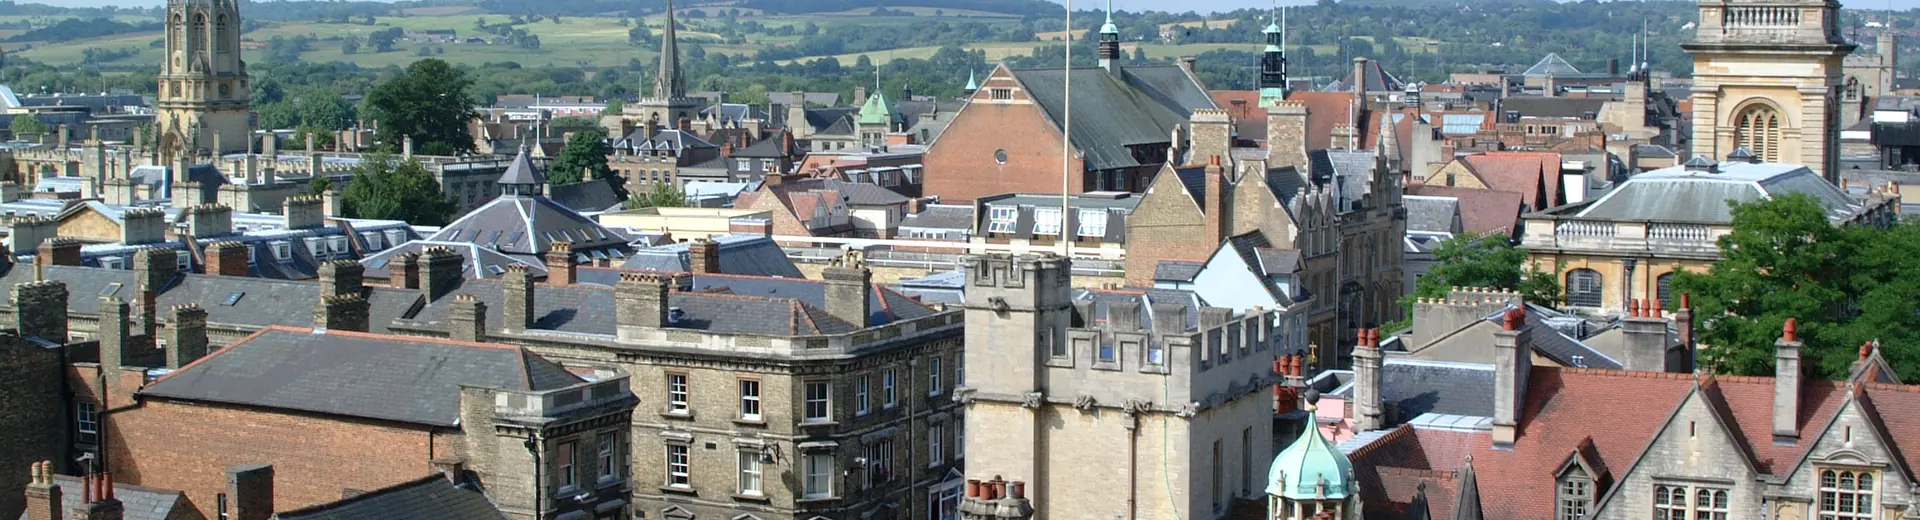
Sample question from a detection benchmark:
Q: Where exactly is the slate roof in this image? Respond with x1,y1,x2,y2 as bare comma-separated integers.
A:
1404,195,1463,235
427,194,632,259
976,193,1136,243
1152,259,1205,283
618,234,803,278
1218,231,1305,304
0,264,419,334
798,107,859,136
140,327,583,427
899,204,974,232
768,92,841,107
1322,359,1496,420
360,240,548,281
1331,60,1403,93
1572,162,1862,224
1310,149,1378,208
275,475,508,520
1010,65,1215,171
1521,53,1583,77
1502,97,1610,119
547,179,623,213
496,148,545,186
1406,186,1524,237
14,475,186,520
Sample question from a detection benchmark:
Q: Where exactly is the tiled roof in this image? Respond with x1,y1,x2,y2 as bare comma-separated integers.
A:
140,327,583,427
275,475,507,520
1459,151,1560,209
14,475,186,520
1404,195,1462,235
1288,92,1358,151
1010,65,1214,171
1406,186,1523,237
618,234,803,278
1152,259,1205,283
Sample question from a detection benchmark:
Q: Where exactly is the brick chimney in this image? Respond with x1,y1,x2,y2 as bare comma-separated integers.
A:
502,264,535,331
1774,318,1802,442
1491,307,1531,448
421,246,464,301
318,260,365,298
1676,293,1696,373
821,250,872,328
205,241,250,277
545,241,575,286
313,293,370,332
448,294,488,343
688,238,720,274
167,304,209,368
728,218,772,237
1352,328,1385,432
134,248,176,334
615,272,671,339
99,298,132,371
25,460,62,520
38,237,81,266
959,477,1035,520
1204,155,1227,247
390,251,421,289
1621,299,1674,372
77,471,123,520
226,464,274,520
13,280,67,342
1188,110,1232,169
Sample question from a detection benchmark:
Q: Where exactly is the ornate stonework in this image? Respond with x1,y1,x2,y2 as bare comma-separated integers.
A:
158,0,251,157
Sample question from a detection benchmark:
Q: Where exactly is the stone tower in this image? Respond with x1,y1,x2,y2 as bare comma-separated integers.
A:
635,0,700,132
157,0,250,157
1684,0,1853,179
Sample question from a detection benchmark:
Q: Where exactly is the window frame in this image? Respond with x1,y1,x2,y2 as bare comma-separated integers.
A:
1076,209,1108,238
666,444,691,489
929,422,945,465
1032,207,1063,236
76,401,99,445
738,379,761,421
928,357,943,396
1557,475,1591,520
597,431,619,480
803,452,834,499
882,369,897,408
986,206,1018,234
558,440,578,490
855,375,871,416
1566,269,1603,308
737,450,764,496
1819,468,1879,520
666,373,690,414
803,380,831,422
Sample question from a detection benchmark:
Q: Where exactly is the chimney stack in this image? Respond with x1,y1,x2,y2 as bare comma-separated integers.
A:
318,260,365,298
1352,328,1385,431
689,238,720,274
421,246,464,300
167,304,209,368
545,241,576,286
1352,57,1369,95
185,203,234,239
313,293,371,332
13,280,68,342
448,294,488,343
502,264,536,331
1774,318,1803,442
821,250,872,328
227,464,274,520
1188,110,1232,170
390,251,421,289
37,237,81,267
78,471,122,520
205,241,251,277
1491,307,1532,448
1676,293,1696,373
283,196,324,231
99,298,132,371
1620,299,1674,372
1265,101,1310,171
615,272,671,339
120,207,168,245
26,460,63,520
1203,155,1227,247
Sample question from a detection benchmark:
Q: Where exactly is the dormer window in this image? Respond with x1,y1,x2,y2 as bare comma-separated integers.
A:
1557,474,1590,520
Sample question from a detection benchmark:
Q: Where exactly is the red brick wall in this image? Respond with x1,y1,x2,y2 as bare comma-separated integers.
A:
924,68,1086,203
107,398,454,519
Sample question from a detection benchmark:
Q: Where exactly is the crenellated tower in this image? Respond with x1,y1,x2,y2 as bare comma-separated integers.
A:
157,0,250,157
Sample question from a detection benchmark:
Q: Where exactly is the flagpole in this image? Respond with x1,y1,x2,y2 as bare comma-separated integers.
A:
1061,0,1073,258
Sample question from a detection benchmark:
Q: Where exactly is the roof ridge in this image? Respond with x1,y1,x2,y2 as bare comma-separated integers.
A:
274,474,453,517
1549,366,1700,380
1376,466,1456,480
144,325,283,386
315,326,525,351
1348,424,1414,461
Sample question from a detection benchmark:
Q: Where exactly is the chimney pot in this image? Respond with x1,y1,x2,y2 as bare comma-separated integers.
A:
1784,318,1798,343
1010,481,1026,499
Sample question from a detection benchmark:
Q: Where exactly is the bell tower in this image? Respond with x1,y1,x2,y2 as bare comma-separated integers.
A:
1684,0,1853,179
157,0,251,157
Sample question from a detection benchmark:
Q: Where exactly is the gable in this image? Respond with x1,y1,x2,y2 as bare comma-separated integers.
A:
1425,160,1486,190
1590,386,1762,520
1190,239,1283,312
1230,165,1300,247
58,208,124,242
1776,395,1918,505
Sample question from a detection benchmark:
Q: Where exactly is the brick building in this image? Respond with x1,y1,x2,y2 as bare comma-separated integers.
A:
381,249,966,520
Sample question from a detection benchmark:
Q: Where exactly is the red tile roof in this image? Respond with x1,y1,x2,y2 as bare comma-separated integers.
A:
1406,185,1526,237
1459,151,1562,209
1291,92,1359,151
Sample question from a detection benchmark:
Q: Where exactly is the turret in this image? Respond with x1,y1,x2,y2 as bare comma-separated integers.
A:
1097,0,1122,73
1258,3,1288,105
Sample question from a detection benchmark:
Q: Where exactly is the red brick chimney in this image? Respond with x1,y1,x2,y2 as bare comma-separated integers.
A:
546,241,576,286
390,252,421,290
25,460,62,520
204,241,251,277
1204,155,1227,247
37,237,80,266
688,238,720,274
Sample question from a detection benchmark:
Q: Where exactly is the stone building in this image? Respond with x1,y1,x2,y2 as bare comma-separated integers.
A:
956,253,1277,520
156,0,251,156
381,250,966,520
1520,157,1896,314
1685,0,1854,177
1346,309,1920,520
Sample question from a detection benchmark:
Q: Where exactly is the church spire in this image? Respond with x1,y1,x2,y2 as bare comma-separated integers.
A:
652,0,685,100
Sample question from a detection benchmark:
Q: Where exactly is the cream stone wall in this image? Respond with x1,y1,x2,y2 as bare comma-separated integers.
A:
1688,48,1848,177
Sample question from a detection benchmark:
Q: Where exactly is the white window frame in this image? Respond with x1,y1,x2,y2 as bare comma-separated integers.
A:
328,236,349,255
270,240,292,262
882,370,897,408
956,422,965,459
866,439,893,487
739,379,761,421
855,375,871,416
1820,469,1878,520
738,450,763,496
558,441,578,489
76,402,98,444
1076,209,1107,237
1032,207,1062,236
175,253,191,272
667,373,689,414
928,357,942,396
803,380,831,422
598,431,618,479
929,422,944,465
803,453,833,499
666,444,691,488
361,231,383,250
986,206,1017,234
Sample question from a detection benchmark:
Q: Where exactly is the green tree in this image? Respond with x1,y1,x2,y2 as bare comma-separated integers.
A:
602,99,625,116
9,113,47,137
623,181,688,210
288,85,356,131
1386,232,1560,332
547,128,627,199
339,152,457,226
362,59,478,156
1671,194,1920,380
307,174,333,196
341,36,360,55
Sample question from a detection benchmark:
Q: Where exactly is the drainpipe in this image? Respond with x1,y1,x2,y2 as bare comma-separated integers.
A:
1125,410,1139,520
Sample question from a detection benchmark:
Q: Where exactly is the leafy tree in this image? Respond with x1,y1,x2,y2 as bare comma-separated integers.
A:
546,128,626,199
623,181,688,210
307,174,332,196
293,126,336,150
1672,194,1920,380
602,99,624,116
339,152,457,226
1385,233,1560,332
341,36,360,55
10,113,47,137
362,59,478,156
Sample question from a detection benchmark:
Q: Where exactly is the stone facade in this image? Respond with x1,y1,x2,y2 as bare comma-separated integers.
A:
156,0,251,156
956,254,1276,520
1684,0,1854,177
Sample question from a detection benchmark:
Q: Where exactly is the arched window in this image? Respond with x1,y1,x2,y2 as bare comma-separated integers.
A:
1567,268,1603,308
170,14,182,51
1657,273,1676,310
1734,103,1781,163
216,15,229,53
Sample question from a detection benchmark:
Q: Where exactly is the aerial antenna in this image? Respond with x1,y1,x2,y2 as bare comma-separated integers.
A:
1061,0,1072,257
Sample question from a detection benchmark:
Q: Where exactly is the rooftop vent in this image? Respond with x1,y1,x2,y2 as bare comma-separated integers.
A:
667,306,687,325
1727,147,1760,164
1682,155,1720,173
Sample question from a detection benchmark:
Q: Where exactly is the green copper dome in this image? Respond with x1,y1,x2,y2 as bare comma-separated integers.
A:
1266,408,1355,499
965,70,978,91
857,90,894,126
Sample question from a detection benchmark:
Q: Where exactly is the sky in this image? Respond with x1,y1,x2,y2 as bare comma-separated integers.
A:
29,0,1920,14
